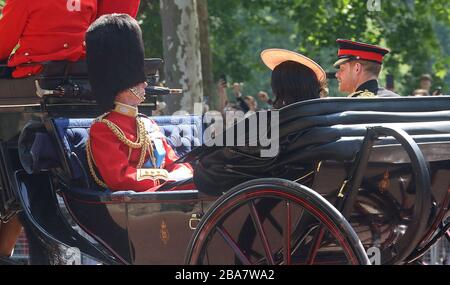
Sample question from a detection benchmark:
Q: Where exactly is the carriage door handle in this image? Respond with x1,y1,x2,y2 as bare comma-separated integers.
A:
189,213,202,230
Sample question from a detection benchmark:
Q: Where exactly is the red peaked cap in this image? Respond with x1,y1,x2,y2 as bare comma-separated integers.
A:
334,39,390,68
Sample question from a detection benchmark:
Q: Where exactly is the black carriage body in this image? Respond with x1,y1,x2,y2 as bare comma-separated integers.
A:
189,96,450,263
59,188,214,264
2,60,450,265
0,60,217,264
15,114,214,264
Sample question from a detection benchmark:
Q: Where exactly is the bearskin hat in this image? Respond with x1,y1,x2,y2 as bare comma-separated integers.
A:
86,14,146,112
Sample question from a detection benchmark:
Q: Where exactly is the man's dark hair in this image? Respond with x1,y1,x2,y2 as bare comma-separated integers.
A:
353,60,382,77
271,60,321,109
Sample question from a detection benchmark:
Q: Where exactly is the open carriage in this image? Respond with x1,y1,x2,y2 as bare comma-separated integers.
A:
0,59,449,265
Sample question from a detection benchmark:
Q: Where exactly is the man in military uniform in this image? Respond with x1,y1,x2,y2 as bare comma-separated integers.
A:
0,0,141,78
334,39,400,98
0,0,141,137
86,14,193,192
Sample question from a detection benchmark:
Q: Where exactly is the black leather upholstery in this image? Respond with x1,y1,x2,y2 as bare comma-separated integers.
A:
193,96,450,195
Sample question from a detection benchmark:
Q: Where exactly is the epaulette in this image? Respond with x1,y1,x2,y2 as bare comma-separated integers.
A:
93,112,110,123
348,89,375,98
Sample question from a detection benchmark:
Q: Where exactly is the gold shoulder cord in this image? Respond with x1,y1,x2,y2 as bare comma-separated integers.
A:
86,138,108,188
86,115,158,188
358,90,375,97
349,90,375,98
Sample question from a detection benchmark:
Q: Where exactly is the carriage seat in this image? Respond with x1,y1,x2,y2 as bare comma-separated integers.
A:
19,115,203,192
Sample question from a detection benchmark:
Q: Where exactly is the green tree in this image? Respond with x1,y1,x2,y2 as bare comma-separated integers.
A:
0,0,5,15
208,0,450,96
139,0,450,101
138,0,164,59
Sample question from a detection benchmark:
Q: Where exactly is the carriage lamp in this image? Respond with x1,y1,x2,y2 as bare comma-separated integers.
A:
145,86,183,96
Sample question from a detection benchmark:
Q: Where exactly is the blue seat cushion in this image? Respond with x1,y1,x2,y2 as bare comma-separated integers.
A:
52,115,203,187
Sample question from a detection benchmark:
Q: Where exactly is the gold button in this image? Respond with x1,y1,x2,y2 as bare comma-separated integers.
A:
63,43,69,49
24,52,29,56
27,73,32,77
82,41,86,47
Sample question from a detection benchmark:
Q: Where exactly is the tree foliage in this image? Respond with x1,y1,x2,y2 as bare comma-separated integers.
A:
137,0,450,96
206,0,450,96
2,0,448,95
138,0,164,60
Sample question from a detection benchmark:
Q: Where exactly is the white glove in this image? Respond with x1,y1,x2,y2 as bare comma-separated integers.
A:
167,167,193,181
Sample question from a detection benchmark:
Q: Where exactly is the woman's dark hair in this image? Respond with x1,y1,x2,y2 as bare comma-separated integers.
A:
271,60,321,109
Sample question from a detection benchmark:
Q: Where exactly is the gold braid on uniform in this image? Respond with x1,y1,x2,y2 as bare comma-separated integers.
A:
348,89,375,98
86,114,157,188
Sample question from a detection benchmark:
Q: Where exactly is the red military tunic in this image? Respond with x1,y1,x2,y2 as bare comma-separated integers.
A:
97,0,140,18
89,108,193,192
0,0,141,78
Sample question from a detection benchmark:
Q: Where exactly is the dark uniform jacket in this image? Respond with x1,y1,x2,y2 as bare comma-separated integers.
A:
349,79,400,98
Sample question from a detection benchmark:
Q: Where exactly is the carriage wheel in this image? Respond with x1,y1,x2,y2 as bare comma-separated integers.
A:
185,178,370,265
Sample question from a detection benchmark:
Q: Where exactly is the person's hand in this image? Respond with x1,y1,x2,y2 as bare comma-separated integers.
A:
217,80,227,99
217,79,228,112
218,79,227,92
432,87,443,96
257,91,269,103
156,101,167,111
232,82,242,97
168,167,193,181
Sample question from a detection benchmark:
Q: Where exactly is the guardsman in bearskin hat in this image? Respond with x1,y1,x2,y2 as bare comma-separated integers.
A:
0,0,141,78
334,39,400,98
85,14,193,192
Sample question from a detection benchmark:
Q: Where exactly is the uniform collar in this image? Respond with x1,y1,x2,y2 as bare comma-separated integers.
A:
356,79,379,94
113,101,138,117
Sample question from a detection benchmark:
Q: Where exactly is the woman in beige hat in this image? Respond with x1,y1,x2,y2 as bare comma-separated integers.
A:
261,49,327,108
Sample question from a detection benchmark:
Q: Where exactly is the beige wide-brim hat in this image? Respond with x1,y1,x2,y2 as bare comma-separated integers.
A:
261,48,326,82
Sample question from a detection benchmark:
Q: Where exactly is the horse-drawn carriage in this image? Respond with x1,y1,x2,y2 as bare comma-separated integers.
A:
0,59,449,265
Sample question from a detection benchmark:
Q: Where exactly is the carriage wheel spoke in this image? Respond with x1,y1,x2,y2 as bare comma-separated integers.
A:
204,247,210,265
266,213,283,235
285,204,308,264
306,226,326,265
283,201,292,265
248,201,274,265
216,226,252,265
